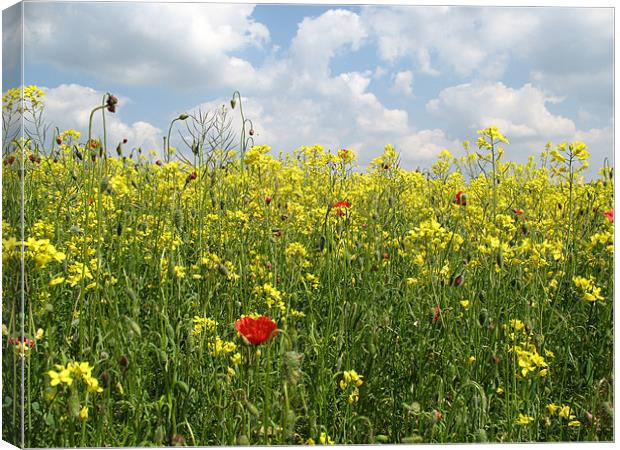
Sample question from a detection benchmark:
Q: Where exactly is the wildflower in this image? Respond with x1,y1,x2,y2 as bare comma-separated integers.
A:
234,315,278,345
515,414,534,425
49,276,65,286
547,403,559,415
230,352,242,365
568,420,581,428
79,406,89,421
56,135,62,145
459,300,470,309
319,432,334,445
333,200,351,209
455,191,467,206
337,148,355,163
559,405,573,420
468,355,476,364
265,196,272,205
306,438,316,445
192,316,217,336
513,208,524,216
48,368,73,386
573,276,604,302
604,209,614,222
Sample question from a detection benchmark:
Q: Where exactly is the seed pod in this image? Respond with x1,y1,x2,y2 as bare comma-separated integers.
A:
478,308,488,326
243,397,260,417
217,263,230,278
101,371,110,388
153,425,166,444
319,235,327,252
174,380,190,394
173,210,184,229
474,429,488,442
100,176,110,193
126,317,141,337
521,222,530,235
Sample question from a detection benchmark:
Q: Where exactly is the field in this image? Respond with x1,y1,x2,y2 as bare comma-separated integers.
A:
1,88,614,446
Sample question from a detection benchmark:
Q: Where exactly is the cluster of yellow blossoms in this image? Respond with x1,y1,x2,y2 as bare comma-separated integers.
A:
339,369,364,405
506,320,552,379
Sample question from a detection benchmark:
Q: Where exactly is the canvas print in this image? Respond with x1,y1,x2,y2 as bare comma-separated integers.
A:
1,1,614,446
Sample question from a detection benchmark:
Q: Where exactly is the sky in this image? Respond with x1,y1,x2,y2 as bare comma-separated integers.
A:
2,1,615,174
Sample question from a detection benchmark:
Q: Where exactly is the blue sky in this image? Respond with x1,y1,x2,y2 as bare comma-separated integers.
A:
2,1,614,173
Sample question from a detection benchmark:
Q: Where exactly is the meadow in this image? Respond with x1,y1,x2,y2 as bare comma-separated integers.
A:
1,88,614,446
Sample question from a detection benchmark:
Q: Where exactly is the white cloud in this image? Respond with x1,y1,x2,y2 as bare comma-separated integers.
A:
360,6,540,78
426,81,576,139
289,8,367,80
424,80,612,171
42,84,162,152
24,3,270,89
392,71,414,97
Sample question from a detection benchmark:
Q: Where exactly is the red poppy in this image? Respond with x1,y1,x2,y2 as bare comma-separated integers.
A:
265,196,272,205
604,209,614,222
8,336,35,348
513,208,524,216
455,191,467,206
235,315,278,345
333,201,351,209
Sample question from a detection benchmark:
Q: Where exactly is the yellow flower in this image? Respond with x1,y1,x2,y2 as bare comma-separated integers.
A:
49,276,65,286
559,405,572,420
468,355,476,364
568,420,581,428
460,300,470,309
306,438,316,445
515,414,534,425
230,352,242,366
319,432,334,445
48,368,73,387
546,403,559,415
79,406,89,421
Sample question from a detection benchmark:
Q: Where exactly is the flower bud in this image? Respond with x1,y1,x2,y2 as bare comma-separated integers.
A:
56,136,62,145
119,355,129,369
230,98,236,109
178,113,189,120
